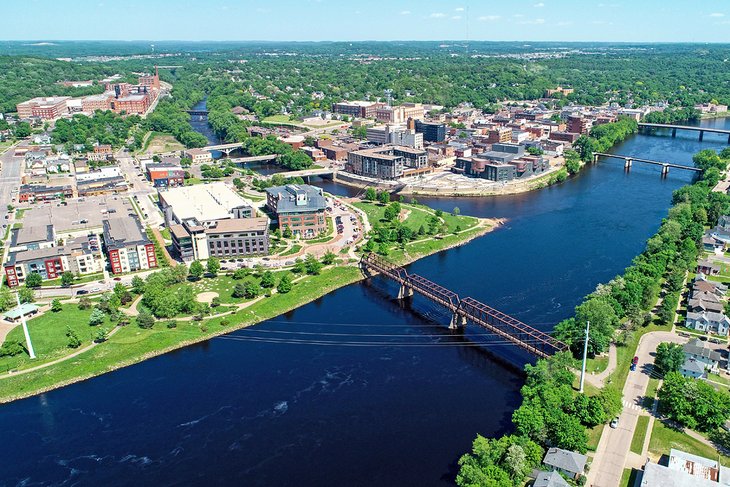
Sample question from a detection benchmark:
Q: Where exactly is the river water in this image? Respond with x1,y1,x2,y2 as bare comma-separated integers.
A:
1,119,728,486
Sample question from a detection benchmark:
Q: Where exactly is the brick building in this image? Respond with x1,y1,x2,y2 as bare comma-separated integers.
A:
16,97,70,120
102,216,157,274
266,184,327,239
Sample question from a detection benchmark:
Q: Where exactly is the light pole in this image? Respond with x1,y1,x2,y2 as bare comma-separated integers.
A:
16,292,36,359
579,320,590,393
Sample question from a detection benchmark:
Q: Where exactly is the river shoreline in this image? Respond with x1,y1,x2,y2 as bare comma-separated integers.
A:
0,217,498,404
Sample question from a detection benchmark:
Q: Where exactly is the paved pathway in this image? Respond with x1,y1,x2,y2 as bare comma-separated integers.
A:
584,343,617,389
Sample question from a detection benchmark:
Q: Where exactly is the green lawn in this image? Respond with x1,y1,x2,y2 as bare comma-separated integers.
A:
649,421,730,466
608,323,668,392
631,416,650,455
15,209,26,220
643,377,660,408
620,468,638,487
587,424,604,451
586,355,609,374
280,244,302,257
40,272,104,288
160,228,171,241
185,178,203,186
0,304,112,373
0,266,363,403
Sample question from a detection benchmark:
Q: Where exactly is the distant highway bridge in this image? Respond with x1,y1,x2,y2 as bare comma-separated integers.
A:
360,253,568,358
638,122,730,143
593,152,702,176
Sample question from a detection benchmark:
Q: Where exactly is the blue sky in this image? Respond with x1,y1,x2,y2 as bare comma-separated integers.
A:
5,0,730,42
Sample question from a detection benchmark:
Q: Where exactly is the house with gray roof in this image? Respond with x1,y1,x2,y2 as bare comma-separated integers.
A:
686,311,730,336
681,339,722,379
265,184,327,239
542,448,587,480
533,470,570,487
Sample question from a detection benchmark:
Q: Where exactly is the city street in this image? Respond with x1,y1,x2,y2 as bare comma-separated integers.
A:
0,143,21,211
588,331,688,487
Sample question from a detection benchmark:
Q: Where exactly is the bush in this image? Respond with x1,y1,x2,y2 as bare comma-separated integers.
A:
136,311,155,329
210,297,221,308
51,299,62,312
78,297,92,310
66,326,81,348
166,320,177,329
0,340,24,357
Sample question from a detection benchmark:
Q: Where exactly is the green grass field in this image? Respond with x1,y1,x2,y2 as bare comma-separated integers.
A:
649,421,730,466
631,416,650,455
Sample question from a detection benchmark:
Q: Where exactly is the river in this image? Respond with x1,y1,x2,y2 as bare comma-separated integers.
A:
1,119,728,486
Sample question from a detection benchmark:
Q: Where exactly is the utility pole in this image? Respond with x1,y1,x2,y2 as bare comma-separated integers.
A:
16,292,36,359
579,320,590,393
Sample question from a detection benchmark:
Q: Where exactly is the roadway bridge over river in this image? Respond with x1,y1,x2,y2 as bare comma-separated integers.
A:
638,122,730,143
360,253,568,358
593,152,702,176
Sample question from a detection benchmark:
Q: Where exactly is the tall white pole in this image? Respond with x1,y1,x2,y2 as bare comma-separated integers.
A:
16,292,36,359
579,320,590,393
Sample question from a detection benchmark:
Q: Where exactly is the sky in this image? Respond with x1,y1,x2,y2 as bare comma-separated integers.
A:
4,0,730,42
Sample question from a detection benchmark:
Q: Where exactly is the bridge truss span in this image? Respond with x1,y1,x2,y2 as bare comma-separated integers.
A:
360,253,568,358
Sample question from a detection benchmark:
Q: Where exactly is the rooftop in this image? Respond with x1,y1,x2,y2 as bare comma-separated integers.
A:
266,184,326,214
205,217,269,234
159,182,251,224
683,339,723,362
3,303,39,321
102,216,149,250
543,448,587,475
11,223,54,246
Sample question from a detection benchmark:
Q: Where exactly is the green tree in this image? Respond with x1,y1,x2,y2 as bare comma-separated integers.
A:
51,299,62,312
60,271,74,287
322,250,336,265
206,257,220,277
131,275,145,294
0,288,15,312
94,327,109,343
260,270,276,288
88,308,106,326
25,272,42,288
364,187,377,201
452,206,461,216
136,310,155,329
377,190,390,205
244,280,260,299
277,273,293,294
304,254,323,275
18,287,34,304
189,260,205,280
66,326,81,349
78,297,92,310
283,226,293,239
655,342,685,376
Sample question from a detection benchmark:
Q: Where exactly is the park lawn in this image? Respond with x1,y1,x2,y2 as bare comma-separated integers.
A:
387,223,491,266
180,269,295,306
40,272,104,288
586,355,609,374
15,208,26,220
0,304,112,373
631,416,650,455
142,131,185,153
649,421,730,466
608,323,669,393
280,244,302,257
185,178,203,186
643,377,660,408
0,266,362,403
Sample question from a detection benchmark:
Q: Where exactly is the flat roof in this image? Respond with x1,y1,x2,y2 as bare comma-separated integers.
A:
102,216,149,249
11,223,54,246
3,303,39,320
23,195,135,234
205,217,268,234
159,182,251,224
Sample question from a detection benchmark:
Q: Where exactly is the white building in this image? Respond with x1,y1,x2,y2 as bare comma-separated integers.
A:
159,182,255,228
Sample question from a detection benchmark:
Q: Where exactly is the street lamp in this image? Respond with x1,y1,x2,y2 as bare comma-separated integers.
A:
16,292,36,359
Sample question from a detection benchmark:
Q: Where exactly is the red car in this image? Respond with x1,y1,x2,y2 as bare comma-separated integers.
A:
632,356,639,365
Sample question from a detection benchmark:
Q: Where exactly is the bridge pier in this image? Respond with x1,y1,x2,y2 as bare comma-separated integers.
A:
624,158,632,169
592,153,599,164
397,284,414,300
672,128,677,138
661,164,669,177
699,130,704,142
449,313,468,330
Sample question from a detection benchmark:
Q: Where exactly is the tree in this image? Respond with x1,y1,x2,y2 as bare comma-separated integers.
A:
210,296,221,308
88,308,106,326
277,273,293,294
377,190,390,205
189,260,205,280
94,327,109,343
136,310,155,329
305,254,323,275
655,342,685,376
60,271,74,287
260,270,276,288
51,299,62,312
292,258,306,274
364,239,376,252
131,276,145,294
233,268,250,280
322,250,336,265
25,272,42,288
384,205,398,221
0,288,13,313
283,226,293,239
452,207,461,216
244,280,260,299
78,297,92,310
18,287,34,304
364,187,377,201
232,282,247,298
206,257,220,277
66,326,81,349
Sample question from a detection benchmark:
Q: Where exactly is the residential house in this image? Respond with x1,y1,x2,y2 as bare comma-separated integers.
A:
680,339,722,379
533,470,569,487
685,311,730,336
638,449,724,487
697,259,721,276
542,448,587,480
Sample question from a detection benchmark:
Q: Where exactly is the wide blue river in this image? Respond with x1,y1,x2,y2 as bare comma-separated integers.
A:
1,118,728,486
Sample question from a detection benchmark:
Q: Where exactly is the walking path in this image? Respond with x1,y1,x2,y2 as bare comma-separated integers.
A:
584,343,617,389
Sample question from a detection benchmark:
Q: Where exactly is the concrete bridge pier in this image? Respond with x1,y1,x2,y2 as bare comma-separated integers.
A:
397,283,414,300
699,130,704,142
661,164,669,177
624,158,632,169
592,153,599,164
449,313,468,330
671,128,677,137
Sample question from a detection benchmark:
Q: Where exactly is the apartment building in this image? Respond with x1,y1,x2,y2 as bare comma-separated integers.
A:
185,148,213,164
375,103,425,124
332,101,384,119
102,216,157,274
414,120,447,142
265,184,327,239
81,94,112,113
16,97,71,120
347,146,428,180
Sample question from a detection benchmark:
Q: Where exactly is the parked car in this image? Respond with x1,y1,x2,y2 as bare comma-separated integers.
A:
630,363,636,372
76,290,89,295
632,356,639,365
610,417,619,429
113,277,122,281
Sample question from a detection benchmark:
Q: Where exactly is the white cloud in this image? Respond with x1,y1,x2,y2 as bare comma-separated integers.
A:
478,15,501,21
455,7,465,12
519,18,546,24
710,12,725,17
534,2,545,7
400,10,411,15
452,15,462,20
429,12,446,18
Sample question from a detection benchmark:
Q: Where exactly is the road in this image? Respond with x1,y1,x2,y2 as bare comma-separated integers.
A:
0,143,22,212
588,331,688,487
115,148,164,228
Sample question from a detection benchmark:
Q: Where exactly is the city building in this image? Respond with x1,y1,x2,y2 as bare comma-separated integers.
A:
375,103,425,124
567,116,592,135
414,120,447,142
265,184,327,239
486,127,513,143
638,449,726,487
145,163,185,188
110,93,152,115
346,146,428,180
170,217,269,261
138,67,161,90
16,96,71,120
102,216,157,274
4,235,103,287
545,86,574,97
81,94,111,113
18,184,73,203
159,182,255,228
332,101,384,119
185,148,213,164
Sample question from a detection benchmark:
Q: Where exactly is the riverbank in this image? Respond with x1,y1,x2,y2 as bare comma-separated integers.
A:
0,215,498,404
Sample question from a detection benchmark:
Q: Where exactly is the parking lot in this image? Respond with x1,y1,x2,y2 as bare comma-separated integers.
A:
22,195,134,238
